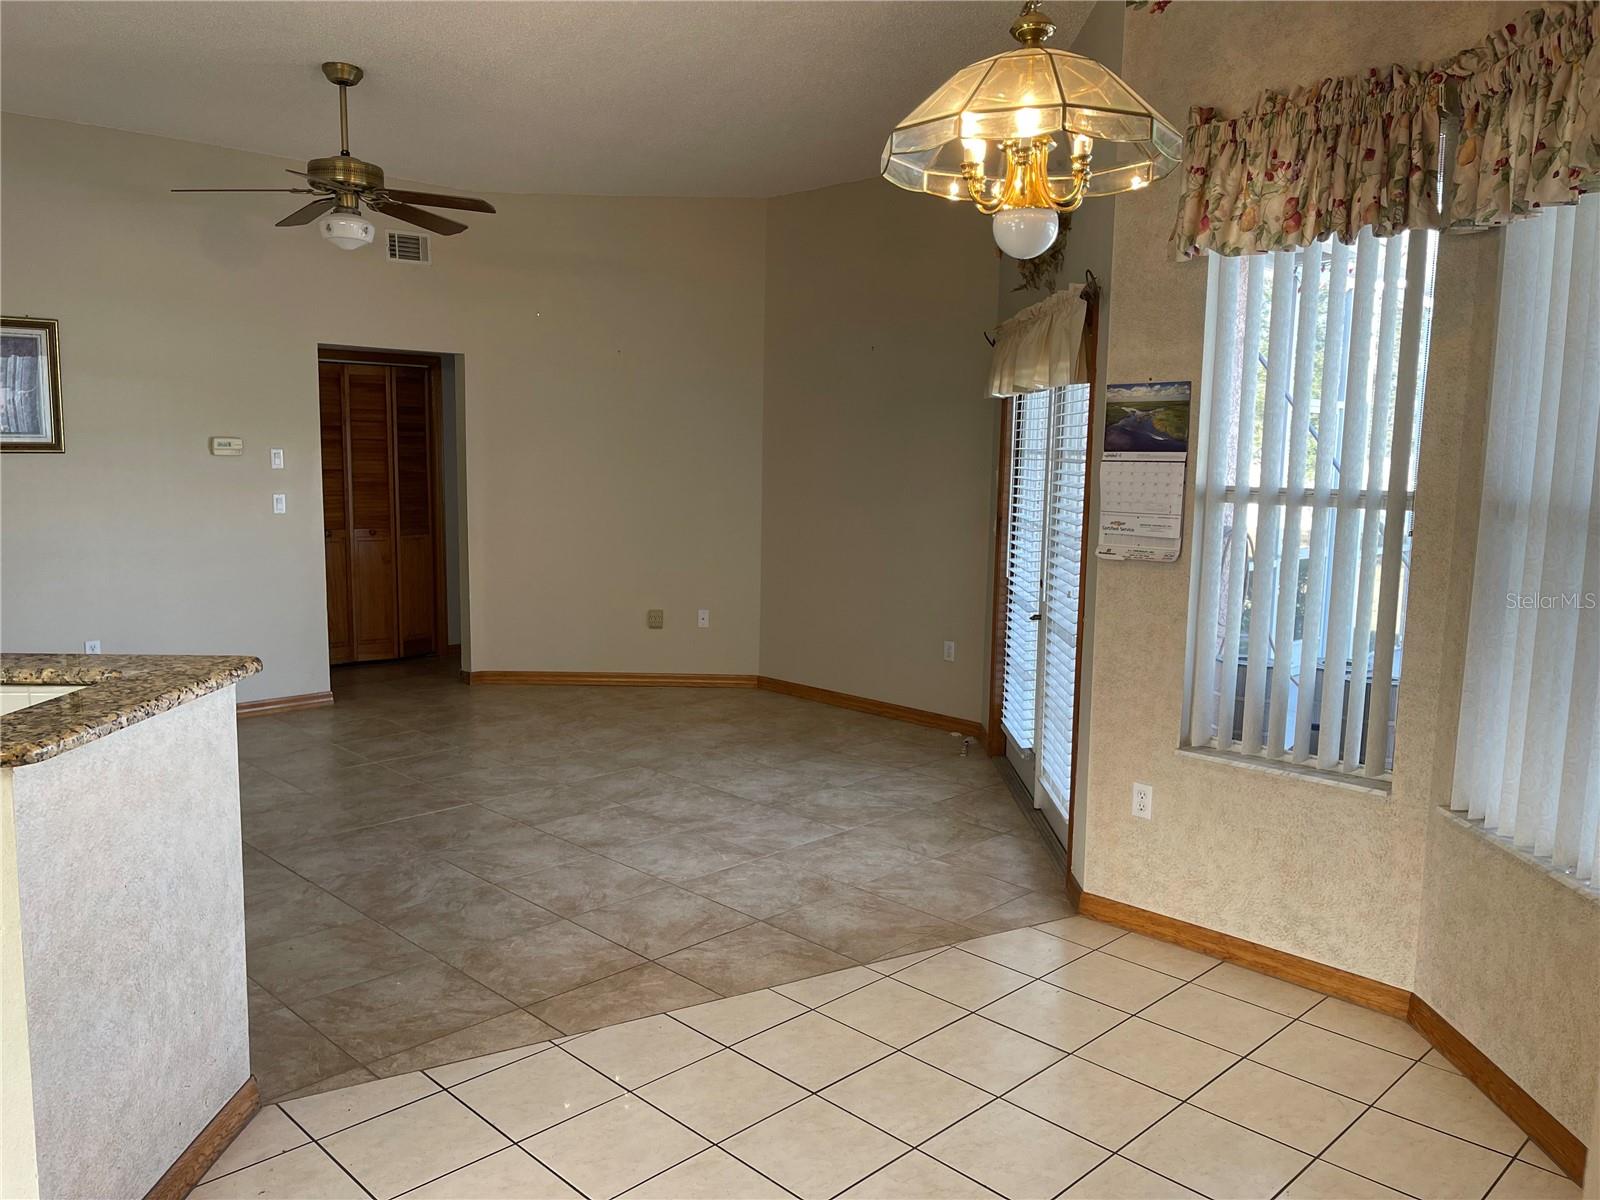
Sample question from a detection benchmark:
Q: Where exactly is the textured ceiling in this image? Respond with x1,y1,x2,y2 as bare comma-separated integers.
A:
0,1,1091,197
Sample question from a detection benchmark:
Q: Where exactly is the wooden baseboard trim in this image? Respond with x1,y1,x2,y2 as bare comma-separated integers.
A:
466,671,759,688
1074,893,1587,1183
1075,892,1411,1017
144,1076,259,1200
1066,870,1083,908
1407,996,1585,1182
236,691,334,718
756,676,985,739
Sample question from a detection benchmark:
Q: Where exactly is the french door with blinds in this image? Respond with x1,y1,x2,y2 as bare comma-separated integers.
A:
1000,383,1092,830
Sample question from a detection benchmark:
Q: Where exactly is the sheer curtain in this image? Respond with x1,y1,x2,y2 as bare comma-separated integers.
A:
1452,194,1600,888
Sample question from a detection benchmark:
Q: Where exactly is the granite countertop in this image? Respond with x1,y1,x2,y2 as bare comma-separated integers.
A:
1,653,262,767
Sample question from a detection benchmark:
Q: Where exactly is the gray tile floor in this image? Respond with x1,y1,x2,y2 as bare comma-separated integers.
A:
240,658,1069,1102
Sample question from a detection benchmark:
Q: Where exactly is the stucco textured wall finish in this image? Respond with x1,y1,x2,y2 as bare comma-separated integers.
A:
10,689,248,1199
1082,1,1522,987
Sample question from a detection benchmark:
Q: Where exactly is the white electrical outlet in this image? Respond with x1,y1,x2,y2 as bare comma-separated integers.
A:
1132,782,1154,820
943,640,956,662
272,493,287,514
84,639,102,654
270,448,285,469
697,609,710,628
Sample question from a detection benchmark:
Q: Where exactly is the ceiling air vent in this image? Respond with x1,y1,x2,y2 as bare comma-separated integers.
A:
386,230,431,264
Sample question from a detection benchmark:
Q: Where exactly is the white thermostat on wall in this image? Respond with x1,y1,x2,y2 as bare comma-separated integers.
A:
209,436,244,456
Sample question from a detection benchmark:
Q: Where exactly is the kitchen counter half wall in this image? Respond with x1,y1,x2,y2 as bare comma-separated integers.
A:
1,653,260,766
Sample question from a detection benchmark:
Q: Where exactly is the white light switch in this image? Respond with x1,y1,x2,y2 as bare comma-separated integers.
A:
943,641,956,662
270,448,285,469
697,609,710,628
272,493,287,514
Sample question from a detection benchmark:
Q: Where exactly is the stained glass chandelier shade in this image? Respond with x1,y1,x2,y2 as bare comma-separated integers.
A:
882,1,1181,257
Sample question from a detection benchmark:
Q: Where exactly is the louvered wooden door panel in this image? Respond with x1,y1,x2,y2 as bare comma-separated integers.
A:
346,364,400,662
320,362,355,663
393,366,436,657
319,355,440,667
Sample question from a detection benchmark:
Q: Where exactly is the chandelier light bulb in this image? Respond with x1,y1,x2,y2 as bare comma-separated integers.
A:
992,207,1059,259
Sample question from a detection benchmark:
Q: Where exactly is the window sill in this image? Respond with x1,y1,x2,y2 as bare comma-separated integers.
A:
1439,808,1600,907
1174,745,1393,796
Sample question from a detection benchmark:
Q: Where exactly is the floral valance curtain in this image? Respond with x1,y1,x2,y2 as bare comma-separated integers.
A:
1445,4,1600,223
1171,2,1599,259
1174,68,1447,259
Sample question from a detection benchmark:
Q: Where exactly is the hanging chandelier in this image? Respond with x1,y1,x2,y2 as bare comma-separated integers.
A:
881,0,1181,260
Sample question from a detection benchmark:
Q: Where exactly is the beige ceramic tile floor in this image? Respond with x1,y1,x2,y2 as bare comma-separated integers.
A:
240,658,1069,1102
198,917,1578,1200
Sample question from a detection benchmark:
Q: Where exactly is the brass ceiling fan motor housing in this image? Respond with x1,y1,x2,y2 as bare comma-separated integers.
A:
306,156,385,193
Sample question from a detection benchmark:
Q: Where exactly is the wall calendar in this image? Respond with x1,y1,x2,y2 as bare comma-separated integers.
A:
1097,380,1190,563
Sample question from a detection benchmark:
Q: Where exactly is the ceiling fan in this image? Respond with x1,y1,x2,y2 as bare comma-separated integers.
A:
173,62,496,250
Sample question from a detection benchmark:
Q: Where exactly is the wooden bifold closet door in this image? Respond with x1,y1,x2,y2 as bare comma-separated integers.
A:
319,355,440,665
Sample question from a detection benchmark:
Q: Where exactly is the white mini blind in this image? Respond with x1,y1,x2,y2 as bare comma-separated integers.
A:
1037,383,1092,806
1453,194,1599,889
1001,391,1049,750
1184,228,1437,778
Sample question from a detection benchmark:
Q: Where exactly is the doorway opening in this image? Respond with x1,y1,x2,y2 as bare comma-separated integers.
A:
317,346,463,667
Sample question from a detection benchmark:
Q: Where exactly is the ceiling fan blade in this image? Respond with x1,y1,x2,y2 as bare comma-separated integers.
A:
369,200,467,236
172,187,317,193
276,197,338,227
382,189,496,214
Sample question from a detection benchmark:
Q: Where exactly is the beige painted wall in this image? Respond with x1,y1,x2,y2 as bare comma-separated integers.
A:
759,178,999,721
1082,1,1522,988
0,115,766,700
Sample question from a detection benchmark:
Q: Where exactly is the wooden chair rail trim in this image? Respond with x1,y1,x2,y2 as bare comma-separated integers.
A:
143,1076,259,1200
756,676,985,739
1076,890,1587,1184
235,691,335,718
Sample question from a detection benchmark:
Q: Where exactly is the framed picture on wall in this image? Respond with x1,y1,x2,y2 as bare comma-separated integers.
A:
2,316,64,453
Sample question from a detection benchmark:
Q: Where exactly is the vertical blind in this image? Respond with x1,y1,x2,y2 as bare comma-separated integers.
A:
1452,194,1600,889
1000,384,1092,817
1185,227,1437,778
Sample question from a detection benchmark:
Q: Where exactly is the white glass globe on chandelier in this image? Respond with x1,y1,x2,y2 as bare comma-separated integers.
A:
881,0,1179,259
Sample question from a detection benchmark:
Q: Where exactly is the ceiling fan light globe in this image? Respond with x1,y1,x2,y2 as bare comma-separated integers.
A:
320,214,374,250
992,207,1058,260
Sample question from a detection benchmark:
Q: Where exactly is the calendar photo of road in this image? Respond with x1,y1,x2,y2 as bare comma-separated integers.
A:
1103,380,1190,455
